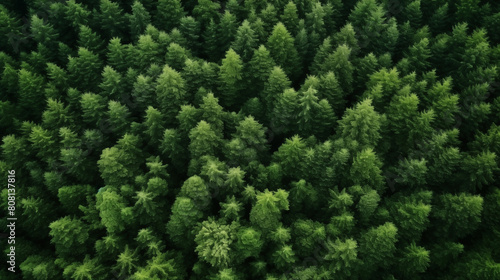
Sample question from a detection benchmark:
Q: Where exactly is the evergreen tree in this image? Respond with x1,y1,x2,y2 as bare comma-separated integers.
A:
107,38,134,73
266,22,301,80
194,218,237,269
219,11,238,55
166,196,204,247
359,222,398,273
193,0,221,28
68,47,103,92
49,216,89,257
64,0,92,28
96,0,127,39
338,98,383,151
130,1,152,41
231,20,258,62
319,44,354,94
155,0,185,32
156,65,186,123
18,68,45,120
250,189,289,233
261,66,291,116
218,48,244,109
189,120,221,159
78,25,105,58
247,45,276,96
350,148,385,194
281,1,300,35
179,16,201,55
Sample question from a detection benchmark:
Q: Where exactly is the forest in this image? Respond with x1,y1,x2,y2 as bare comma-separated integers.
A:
1,0,500,279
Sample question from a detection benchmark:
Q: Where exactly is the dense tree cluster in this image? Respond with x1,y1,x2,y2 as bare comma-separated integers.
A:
1,0,500,279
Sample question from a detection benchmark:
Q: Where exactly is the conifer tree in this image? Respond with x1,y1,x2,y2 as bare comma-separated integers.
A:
107,38,134,73
96,0,127,39
156,65,186,123
250,189,289,233
266,22,301,80
219,11,238,55
338,99,383,151
359,222,398,273
193,0,221,28
247,45,276,95
155,0,185,32
179,16,201,55
49,216,89,257
231,20,258,62
78,25,105,58
18,68,45,120
218,48,244,109
261,66,291,116
281,1,300,35
166,196,204,247
189,120,221,159
319,44,354,95
64,0,92,28
68,47,103,92
130,1,152,41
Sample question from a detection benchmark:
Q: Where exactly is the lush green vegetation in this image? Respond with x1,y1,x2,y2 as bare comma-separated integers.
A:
1,0,500,279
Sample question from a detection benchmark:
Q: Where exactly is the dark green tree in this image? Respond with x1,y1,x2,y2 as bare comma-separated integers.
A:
266,22,301,80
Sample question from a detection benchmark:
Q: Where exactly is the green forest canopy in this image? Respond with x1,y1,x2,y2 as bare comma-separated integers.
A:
1,0,500,279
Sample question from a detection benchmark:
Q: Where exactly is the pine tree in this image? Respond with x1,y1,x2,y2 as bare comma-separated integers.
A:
200,93,225,135
231,20,258,62
107,38,133,73
432,193,483,240
405,38,431,74
281,1,300,35
305,2,327,52
247,45,275,96
189,120,221,159
260,4,279,35
266,22,301,80
156,65,186,123
319,44,354,95
397,242,430,277
166,196,204,247
193,0,221,28
77,25,105,58
194,218,237,269
42,98,73,130
68,47,103,92
218,48,244,109
250,189,289,232
179,16,201,55
338,98,383,151
30,15,59,49
157,2,186,31
64,0,92,28
324,238,359,277
165,42,190,71
261,66,291,116
18,68,45,121
359,222,398,273
96,0,127,39
107,100,131,135
350,148,385,194
272,135,307,179
219,11,238,55
99,66,123,100
333,23,359,53
363,67,402,112
49,216,89,257
317,72,345,117
130,1,151,41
